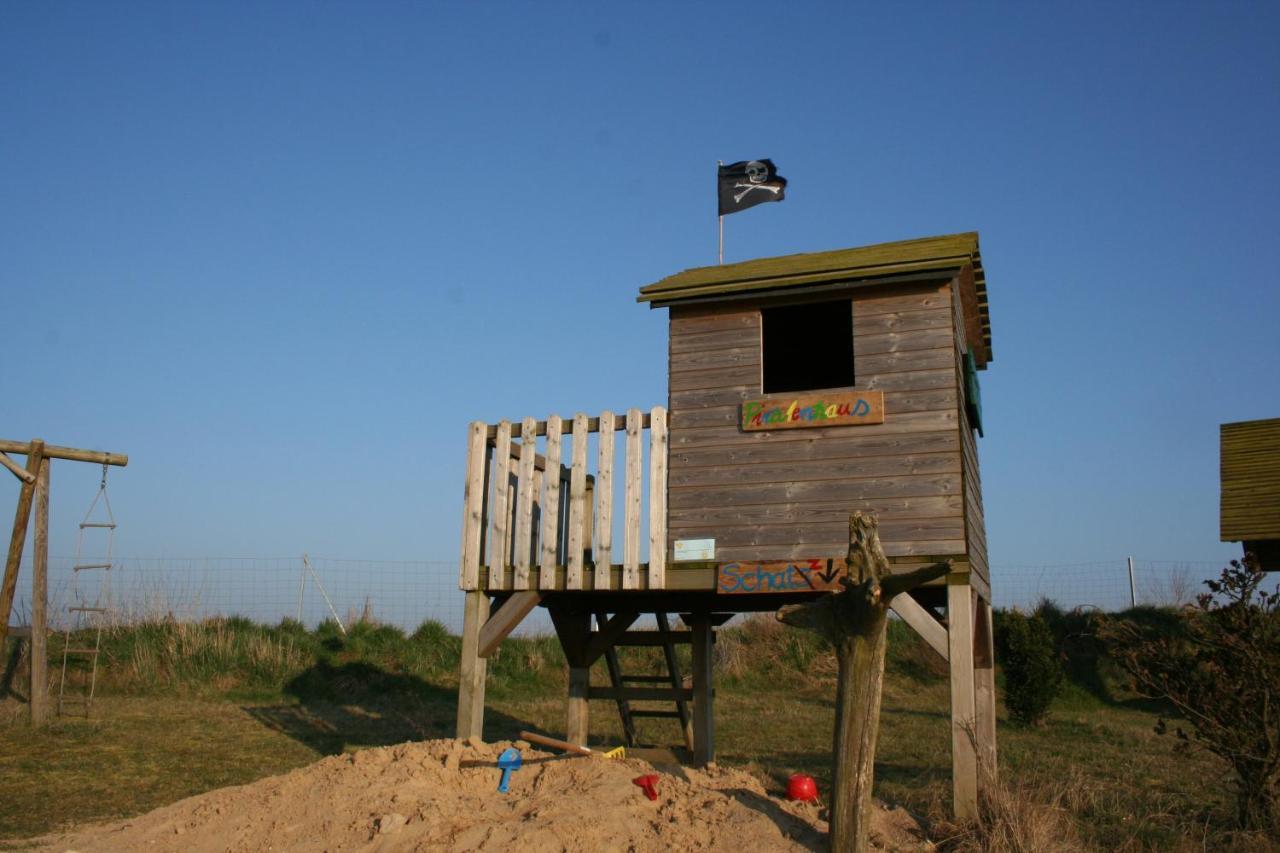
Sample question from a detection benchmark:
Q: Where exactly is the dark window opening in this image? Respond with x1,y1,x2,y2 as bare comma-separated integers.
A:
761,299,854,394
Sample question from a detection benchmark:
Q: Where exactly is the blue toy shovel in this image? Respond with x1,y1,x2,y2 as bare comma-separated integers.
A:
496,747,522,793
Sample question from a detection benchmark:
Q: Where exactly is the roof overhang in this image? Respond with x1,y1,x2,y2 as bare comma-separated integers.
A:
638,232,992,367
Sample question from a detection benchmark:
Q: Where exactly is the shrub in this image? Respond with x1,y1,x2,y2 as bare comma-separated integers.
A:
1000,610,1063,726
1104,556,1280,831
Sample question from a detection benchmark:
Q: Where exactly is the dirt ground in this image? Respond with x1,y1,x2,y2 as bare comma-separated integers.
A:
34,738,930,852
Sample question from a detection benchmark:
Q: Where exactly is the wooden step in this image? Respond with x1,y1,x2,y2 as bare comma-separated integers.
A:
73,563,112,571
629,709,682,719
588,686,694,702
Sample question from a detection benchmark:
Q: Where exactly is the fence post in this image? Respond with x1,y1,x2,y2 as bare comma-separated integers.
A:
1127,556,1137,608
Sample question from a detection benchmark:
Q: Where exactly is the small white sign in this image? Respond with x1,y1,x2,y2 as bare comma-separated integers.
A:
674,538,716,561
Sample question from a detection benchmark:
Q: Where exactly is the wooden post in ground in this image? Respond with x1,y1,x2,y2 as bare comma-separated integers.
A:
456,590,490,741
948,577,979,819
30,456,50,726
689,614,715,766
567,665,590,746
549,608,593,746
973,595,997,782
0,441,45,646
778,513,951,853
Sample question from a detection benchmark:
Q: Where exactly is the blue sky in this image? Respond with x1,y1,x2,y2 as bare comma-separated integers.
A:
3,2,1277,572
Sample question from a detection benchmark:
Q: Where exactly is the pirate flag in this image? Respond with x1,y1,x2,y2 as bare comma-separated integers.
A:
718,159,787,216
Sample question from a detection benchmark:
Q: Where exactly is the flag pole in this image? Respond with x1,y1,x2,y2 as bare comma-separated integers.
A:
717,160,724,265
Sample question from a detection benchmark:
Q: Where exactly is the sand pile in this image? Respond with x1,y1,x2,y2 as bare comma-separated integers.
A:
38,738,929,852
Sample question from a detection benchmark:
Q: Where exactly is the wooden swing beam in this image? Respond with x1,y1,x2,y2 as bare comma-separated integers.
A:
0,440,128,468
1,438,128,727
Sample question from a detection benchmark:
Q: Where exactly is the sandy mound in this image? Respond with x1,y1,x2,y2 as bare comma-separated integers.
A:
37,739,929,852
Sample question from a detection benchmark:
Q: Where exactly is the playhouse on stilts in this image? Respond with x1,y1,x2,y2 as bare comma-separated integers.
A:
455,232,997,817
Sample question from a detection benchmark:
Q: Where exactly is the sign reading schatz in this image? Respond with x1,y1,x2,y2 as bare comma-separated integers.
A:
740,390,885,432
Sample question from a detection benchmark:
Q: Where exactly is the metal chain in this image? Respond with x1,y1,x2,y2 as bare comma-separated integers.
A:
100,462,108,490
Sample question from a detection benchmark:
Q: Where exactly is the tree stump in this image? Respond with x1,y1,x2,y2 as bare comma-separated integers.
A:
778,512,950,853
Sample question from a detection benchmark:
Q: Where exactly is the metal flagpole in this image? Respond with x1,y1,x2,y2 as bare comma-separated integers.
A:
717,160,724,264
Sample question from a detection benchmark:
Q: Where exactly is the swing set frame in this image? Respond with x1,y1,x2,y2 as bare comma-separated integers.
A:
0,438,128,726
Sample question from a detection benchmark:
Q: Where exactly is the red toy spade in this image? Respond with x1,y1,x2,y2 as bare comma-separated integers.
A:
632,774,659,801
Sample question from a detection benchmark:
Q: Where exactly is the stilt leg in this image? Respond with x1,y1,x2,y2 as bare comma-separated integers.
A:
974,596,997,782
30,457,49,726
456,591,490,741
948,578,978,819
549,608,593,747
690,615,715,766
567,666,590,746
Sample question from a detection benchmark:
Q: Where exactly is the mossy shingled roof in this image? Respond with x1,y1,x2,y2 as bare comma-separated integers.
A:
638,231,992,366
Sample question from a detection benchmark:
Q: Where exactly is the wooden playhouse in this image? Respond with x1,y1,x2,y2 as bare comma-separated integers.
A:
455,232,997,816
1221,417,1280,571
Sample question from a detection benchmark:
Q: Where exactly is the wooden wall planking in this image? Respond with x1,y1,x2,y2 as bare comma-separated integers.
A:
666,280,969,564
1220,418,1280,541
950,270,989,584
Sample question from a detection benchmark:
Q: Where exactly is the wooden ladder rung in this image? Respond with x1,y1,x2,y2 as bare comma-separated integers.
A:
588,686,694,702
68,606,107,613
73,563,112,571
79,522,116,529
629,709,682,719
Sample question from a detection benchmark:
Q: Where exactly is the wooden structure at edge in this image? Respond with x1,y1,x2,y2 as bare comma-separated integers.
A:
455,232,997,818
0,439,129,726
1221,417,1280,571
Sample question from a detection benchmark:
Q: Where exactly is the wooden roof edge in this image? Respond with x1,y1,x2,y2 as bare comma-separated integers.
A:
638,231,981,298
1221,417,1280,433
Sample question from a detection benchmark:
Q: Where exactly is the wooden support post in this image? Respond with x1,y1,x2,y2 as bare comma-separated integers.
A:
549,608,593,747
689,614,715,766
948,577,979,820
0,440,44,645
973,595,997,783
30,456,49,726
777,514,952,853
456,591,491,741
567,665,590,747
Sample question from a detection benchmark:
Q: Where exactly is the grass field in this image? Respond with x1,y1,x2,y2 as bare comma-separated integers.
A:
0,613,1269,850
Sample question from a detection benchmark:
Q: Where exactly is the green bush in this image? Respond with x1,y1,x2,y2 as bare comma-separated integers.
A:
1104,556,1280,831
1000,610,1063,726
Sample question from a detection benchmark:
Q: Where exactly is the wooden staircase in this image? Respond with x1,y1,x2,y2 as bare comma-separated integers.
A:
595,612,694,752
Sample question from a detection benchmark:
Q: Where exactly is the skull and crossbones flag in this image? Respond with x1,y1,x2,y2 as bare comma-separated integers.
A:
718,159,787,216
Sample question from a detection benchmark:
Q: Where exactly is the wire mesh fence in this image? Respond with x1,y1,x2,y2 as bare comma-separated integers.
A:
992,558,1233,612
5,553,1243,636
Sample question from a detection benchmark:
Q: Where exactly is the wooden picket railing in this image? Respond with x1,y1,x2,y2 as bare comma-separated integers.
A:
459,407,668,592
